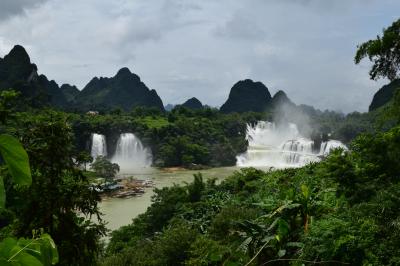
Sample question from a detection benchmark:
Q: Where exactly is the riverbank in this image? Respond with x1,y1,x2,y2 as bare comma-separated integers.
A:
99,166,237,232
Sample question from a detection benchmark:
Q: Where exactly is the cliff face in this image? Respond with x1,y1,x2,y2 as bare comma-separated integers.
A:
76,67,165,111
220,79,272,113
369,79,400,111
0,45,69,107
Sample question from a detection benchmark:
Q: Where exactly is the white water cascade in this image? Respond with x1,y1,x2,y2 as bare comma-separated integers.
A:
320,140,348,156
236,121,347,168
111,133,152,172
91,133,107,159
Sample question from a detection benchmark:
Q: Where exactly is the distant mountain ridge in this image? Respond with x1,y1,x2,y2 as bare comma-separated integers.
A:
220,79,272,113
164,104,175,111
5,44,382,115
180,97,203,109
219,79,294,113
0,45,70,107
60,84,79,102
0,45,165,111
0,45,304,114
75,67,164,111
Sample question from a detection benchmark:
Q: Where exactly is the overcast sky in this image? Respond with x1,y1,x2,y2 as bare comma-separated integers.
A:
0,0,398,112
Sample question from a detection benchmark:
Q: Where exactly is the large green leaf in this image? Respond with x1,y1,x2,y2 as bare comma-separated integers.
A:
0,238,17,258
40,234,59,264
0,134,31,187
16,252,43,266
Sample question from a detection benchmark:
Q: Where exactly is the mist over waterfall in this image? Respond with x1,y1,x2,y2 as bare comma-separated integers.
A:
236,121,347,168
91,133,107,159
112,133,152,172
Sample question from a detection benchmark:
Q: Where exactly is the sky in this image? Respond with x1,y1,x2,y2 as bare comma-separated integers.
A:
0,0,398,112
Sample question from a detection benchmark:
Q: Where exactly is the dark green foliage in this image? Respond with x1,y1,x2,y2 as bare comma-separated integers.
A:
220,79,272,113
0,97,59,266
355,18,400,81
369,79,400,111
60,84,79,102
91,156,119,181
334,126,400,203
103,122,400,265
0,90,20,124
70,107,259,167
0,134,31,190
75,67,165,112
159,136,210,166
75,150,93,171
103,221,199,266
0,233,59,266
3,111,106,266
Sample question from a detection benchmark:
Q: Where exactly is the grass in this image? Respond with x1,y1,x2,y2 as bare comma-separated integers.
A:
138,116,170,129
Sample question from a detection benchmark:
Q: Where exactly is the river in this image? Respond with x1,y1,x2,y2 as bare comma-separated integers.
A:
99,167,238,232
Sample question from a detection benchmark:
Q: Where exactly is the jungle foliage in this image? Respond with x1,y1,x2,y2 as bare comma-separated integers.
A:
0,94,106,266
103,122,400,265
70,104,378,168
0,16,399,266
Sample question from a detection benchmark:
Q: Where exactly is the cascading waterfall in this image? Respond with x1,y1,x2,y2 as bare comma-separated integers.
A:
236,121,347,168
280,138,316,164
320,140,347,156
91,133,107,159
111,133,152,171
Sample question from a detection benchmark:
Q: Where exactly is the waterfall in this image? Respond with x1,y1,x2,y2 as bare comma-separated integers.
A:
91,133,107,159
320,140,348,156
111,133,152,171
236,121,347,168
280,138,315,164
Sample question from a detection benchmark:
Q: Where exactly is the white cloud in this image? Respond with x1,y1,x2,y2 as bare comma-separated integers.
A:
0,0,398,112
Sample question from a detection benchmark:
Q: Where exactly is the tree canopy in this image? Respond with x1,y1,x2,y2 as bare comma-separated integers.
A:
355,18,400,81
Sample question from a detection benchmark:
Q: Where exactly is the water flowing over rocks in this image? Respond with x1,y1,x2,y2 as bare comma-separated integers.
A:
236,121,347,168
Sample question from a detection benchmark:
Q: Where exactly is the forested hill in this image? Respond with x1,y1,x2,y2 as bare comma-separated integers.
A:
180,97,203,109
75,67,165,112
369,79,400,111
220,79,273,113
1,45,315,115
219,79,294,113
0,45,70,107
2,44,395,116
0,45,165,111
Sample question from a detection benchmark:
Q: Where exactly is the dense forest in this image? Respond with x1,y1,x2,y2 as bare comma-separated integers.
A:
0,16,399,266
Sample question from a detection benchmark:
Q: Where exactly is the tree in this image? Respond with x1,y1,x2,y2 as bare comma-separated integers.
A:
75,151,93,171
91,156,120,181
0,90,20,124
0,132,58,266
7,111,106,266
355,18,400,81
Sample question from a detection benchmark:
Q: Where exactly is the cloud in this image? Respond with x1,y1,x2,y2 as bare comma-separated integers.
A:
0,0,397,112
0,0,48,20
214,12,266,40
